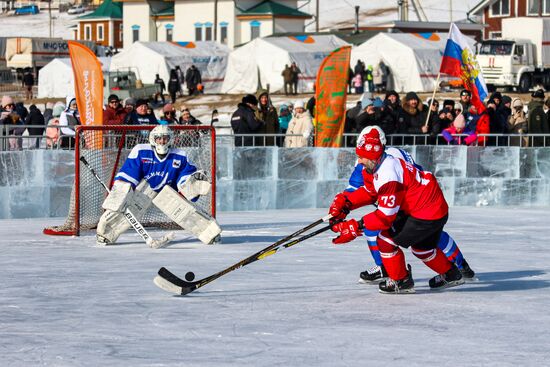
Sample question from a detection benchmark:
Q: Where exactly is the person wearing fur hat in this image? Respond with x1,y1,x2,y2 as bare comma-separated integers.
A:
527,89,549,146
230,94,264,146
284,100,313,148
328,127,464,293
397,91,428,137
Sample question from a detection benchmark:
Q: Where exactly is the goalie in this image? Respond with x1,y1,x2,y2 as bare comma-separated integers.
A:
96,125,221,247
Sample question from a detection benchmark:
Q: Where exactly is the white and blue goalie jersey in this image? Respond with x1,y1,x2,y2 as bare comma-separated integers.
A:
115,144,197,193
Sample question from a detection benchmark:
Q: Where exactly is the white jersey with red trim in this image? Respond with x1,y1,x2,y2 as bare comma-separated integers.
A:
347,154,448,232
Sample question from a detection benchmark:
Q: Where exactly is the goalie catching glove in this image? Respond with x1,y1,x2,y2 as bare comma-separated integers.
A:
178,170,211,201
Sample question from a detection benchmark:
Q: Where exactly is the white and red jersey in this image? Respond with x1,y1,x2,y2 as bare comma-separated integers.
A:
346,154,448,231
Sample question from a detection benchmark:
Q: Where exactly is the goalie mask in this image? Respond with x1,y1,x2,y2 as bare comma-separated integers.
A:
149,125,173,155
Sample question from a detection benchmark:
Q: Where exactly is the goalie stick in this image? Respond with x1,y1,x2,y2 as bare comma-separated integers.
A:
80,156,175,249
154,216,333,295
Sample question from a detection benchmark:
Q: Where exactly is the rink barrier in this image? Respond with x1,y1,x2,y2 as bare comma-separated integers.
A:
1,143,550,219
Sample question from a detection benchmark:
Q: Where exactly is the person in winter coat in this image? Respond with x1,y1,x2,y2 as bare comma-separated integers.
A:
167,69,180,104
256,90,279,146
185,65,202,96
527,89,549,146
507,98,527,146
103,94,127,125
284,100,313,148
124,99,158,125
45,103,65,148
442,113,477,145
178,106,201,125
278,103,292,138
25,104,45,148
42,102,54,128
58,96,80,148
161,103,178,124
231,94,264,146
281,65,293,96
154,74,166,104
290,62,301,95
397,92,428,145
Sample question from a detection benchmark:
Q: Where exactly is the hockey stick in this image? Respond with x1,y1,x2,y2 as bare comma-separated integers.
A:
80,156,175,249
154,216,333,295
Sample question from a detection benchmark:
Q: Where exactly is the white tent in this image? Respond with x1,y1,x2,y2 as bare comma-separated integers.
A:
37,57,111,98
109,41,230,94
221,35,349,94
351,32,476,93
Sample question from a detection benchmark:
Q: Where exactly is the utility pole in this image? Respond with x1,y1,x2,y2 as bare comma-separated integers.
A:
354,6,359,34
316,0,319,32
214,0,218,41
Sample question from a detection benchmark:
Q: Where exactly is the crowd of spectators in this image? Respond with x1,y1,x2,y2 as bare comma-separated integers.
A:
344,88,550,147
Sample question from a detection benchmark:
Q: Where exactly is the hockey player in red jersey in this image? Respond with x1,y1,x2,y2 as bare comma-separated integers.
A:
329,127,465,293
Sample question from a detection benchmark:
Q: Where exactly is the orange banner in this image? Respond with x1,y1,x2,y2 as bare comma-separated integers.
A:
314,46,351,147
68,41,103,149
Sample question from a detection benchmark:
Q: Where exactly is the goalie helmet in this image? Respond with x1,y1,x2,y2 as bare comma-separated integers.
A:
149,125,173,155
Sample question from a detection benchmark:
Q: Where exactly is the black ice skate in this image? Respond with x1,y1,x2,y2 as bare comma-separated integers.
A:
358,265,388,284
429,264,465,290
378,264,415,294
459,259,476,280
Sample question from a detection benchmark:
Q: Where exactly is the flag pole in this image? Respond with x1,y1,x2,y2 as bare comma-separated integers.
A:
424,72,441,127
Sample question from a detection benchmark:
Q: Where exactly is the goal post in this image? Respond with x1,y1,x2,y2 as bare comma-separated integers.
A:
44,125,216,236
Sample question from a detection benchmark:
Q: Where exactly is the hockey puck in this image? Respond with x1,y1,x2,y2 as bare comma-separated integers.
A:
185,272,195,281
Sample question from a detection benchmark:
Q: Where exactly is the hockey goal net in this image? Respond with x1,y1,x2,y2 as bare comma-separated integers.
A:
44,125,216,236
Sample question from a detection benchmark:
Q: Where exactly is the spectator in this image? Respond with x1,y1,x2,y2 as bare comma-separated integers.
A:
278,104,292,135
355,96,377,132
256,90,279,146
45,102,65,148
426,98,443,142
178,106,201,125
231,94,263,146
468,104,490,146
15,102,28,121
25,104,45,149
285,100,313,148
344,98,362,147
58,96,80,148
123,98,136,114
486,98,507,146
353,60,365,79
167,69,180,104
154,74,166,104
508,98,527,146
185,65,202,96
103,94,127,125
375,60,388,92
398,92,428,137
352,73,364,94
459,89,471,112
290,62,301,95
161,103,178,124
453,102,463,117
175,66,185,97
490,91,503,109
0,96,24,150
501,95,512,121
22,68,34,100
366,65,374,92
306,90,316,119
124,99,158,125
442,99,455,112
282,65,293,96
527,89,549,146
442,113,477,145
43,102,54,127
383,90,401,132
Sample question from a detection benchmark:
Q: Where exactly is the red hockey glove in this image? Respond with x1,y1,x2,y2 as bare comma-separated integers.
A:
332,219,363,245
329,193,352,224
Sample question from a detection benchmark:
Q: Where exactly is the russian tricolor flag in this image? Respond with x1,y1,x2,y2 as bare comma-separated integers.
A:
440,23,488,106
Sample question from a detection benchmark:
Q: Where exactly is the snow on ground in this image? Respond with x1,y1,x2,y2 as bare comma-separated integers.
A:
1,207,549,366
301,0,480,30
0,10,83,39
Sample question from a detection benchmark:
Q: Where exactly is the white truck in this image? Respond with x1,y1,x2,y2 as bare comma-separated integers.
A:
477,17,550,92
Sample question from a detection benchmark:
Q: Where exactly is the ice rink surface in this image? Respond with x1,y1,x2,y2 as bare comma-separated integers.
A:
1,207,549,366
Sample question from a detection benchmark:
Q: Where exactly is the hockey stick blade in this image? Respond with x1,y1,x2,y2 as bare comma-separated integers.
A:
154,224,332,295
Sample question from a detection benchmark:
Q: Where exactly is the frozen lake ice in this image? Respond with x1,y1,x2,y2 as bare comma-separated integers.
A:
1,207,549,366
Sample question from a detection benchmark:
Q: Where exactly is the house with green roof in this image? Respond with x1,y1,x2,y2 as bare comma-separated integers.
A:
116,0,311,49
77,0,124,48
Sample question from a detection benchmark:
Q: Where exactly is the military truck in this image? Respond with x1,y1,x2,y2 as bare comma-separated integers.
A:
104,69,159,103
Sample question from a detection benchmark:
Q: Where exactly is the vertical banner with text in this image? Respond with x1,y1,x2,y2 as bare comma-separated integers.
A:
68,41,104,148
314,46,351,147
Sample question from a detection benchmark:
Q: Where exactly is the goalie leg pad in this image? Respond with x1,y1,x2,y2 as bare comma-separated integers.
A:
96,180,157,245
102,181,132,212
153,185,221,245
